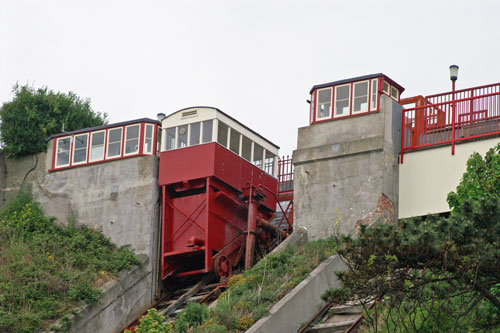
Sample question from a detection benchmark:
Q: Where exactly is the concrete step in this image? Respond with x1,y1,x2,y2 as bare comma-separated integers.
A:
307,320,357,333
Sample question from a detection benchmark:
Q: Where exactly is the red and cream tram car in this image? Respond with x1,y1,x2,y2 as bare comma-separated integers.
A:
158,107,282,281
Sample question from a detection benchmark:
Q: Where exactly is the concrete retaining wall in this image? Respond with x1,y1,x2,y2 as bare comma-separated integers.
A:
248,254,346,333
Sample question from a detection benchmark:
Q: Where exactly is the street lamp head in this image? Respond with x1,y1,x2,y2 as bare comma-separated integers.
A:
449,64,459,82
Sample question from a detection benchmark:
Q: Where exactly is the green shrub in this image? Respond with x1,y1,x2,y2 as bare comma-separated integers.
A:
125,309,173,333
0,84,107,158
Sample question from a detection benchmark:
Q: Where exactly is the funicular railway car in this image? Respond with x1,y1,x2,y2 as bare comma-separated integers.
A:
158,107,284,282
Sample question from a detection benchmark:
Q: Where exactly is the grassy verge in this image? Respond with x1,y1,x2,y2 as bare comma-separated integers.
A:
0,193,140,333
129,237,337,332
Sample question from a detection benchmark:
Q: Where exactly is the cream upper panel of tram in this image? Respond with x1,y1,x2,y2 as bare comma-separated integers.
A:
160,107,279,155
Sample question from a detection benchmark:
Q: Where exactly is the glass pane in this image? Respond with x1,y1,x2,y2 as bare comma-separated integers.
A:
108,142,121,157
335,99,349,115
92,132,104,146
73,148,87,163
242,136,252,161
265,150,275,175
336,85,350,100
177,125,188,148
126,125,139,140
57,151,69,166
202,120,213,143
335,85,350,116
229,128,240,154
353,82,368,112
318,88,331,103
144,138,152,153
166,127,176,150
74,134,87,149
190,122,200,146
383,81,390,94
109,128,122,143
90,146,104,161
391,87,399,99
125,138,139,154
354,82,368,97
145,124,153,139
58,137,71,152
318,103,331,118
253,143,263,168
217,121,228,147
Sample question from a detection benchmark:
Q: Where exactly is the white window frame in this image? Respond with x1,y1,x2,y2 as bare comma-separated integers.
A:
55,136,72,168
124,124,141,156
370,79,378,111
106,127,123,159
316,87,332,120
334,84,351,117
89,130,106,162
352,80,369,114
71,133,89,166
143,124,154,155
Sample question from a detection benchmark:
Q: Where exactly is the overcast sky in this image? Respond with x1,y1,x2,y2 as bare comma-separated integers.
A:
2,0,500,155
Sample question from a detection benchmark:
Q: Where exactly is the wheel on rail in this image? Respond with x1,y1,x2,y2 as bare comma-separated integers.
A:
214,255,232,280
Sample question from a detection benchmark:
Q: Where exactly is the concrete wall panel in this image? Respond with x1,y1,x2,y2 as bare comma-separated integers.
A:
399,137,500,218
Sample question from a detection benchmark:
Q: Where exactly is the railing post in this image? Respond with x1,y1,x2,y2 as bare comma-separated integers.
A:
451,82,456,155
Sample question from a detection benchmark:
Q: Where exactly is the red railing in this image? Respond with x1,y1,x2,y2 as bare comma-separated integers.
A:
277,155,294,196
401,83,500,162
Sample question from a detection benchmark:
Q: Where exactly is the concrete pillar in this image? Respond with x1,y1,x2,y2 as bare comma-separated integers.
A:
292,95,402,239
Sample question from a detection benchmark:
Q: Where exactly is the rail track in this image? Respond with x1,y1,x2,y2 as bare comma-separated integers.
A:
122,273,224,332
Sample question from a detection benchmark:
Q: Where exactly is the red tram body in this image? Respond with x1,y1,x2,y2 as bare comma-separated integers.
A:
158,107,281,280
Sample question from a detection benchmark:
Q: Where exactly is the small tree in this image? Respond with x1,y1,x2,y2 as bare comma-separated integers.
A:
325,144,500,331
0,84,107,158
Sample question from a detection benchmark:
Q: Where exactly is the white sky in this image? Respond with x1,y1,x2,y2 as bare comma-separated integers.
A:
2,0,500,155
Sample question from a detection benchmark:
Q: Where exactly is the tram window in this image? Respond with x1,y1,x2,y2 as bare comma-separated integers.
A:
202,120,213,143
253,143,264,169
217,121,229,147
56,137,71,167
264,150,275,175
107,128,123,158
90,131,105,162
72,133,88,164
229,128,240,154
241,135,252,161
166,127,176,150
177,125,188,148
190,122,200,146
144,124,153,154
125,124,140,155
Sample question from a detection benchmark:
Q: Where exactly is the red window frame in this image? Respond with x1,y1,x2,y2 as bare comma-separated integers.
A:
50,121,159,172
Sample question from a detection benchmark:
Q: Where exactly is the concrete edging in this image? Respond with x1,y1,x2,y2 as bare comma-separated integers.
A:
247,253,346,333
47,255,154,333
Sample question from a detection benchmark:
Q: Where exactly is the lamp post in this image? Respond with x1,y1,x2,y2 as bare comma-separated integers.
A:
450,65,459,155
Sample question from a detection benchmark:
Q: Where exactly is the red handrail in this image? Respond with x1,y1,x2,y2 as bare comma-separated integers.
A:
401,88,500,162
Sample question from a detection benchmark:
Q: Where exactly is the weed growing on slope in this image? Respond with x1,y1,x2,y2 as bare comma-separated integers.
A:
171,237,337,332
0,192,140,332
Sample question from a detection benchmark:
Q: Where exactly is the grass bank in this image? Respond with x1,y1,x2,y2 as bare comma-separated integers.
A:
0,193,140,333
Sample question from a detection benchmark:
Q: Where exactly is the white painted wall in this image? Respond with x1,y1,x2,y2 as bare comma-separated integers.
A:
399,137,500,218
